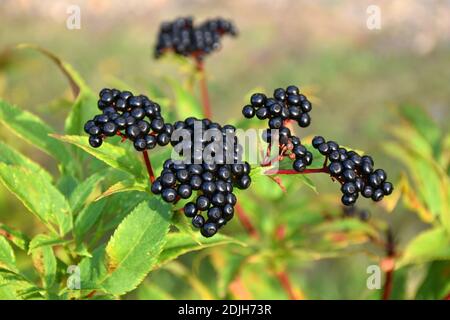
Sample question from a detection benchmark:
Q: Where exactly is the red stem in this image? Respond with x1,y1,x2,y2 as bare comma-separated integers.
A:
195,59,212,119
142,150,155,184
275,271,298,300
235,202,259,239
382,269,394,300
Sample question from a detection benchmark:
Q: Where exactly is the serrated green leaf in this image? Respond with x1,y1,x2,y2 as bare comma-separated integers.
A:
0,140,52,181
0,224,29,251
78,245,107,291
29,234,69,252
0,270,43,300
398,227,450,268
95,179,147,201
101,198,172,295
69,172,105,215
155,232,242,268
0,236,17,272
52,135,145,180
0,99,72,168
0,164,72,236
31,246,57,290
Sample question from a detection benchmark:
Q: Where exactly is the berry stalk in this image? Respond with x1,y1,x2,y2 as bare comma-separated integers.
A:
142,150,156,183
195,59,213,119
235,202,259,239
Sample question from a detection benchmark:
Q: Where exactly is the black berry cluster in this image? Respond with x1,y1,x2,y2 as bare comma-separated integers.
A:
84,88,172,151
312,136,394,206
154,16,237,60
151,117,252,237
242,85,314,172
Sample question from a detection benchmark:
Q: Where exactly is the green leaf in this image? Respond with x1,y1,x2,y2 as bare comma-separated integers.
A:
69,172,105,215
311,219,379,238
0,236,17,272
101,198,172,295
31,246,57,290
64,91,97,135
156,232,242,268
0,164,72,236
52,135,145,180
78,245,107,291
399,105,441,154
29,234,69,252
0,99,72,168
415,261,450,299
15,43,88,96
0,270,43,300
0,141,52,181
166,77,204,119
95,179,147,201
398,227,450,267
74,199,107,241
137,282,174,300
0,224,29,251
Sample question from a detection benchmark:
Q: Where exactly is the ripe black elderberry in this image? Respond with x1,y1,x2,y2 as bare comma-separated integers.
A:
151,117,252,238
155,17,237,60
243,85,314,173
312,136,394,206
84,88,170,152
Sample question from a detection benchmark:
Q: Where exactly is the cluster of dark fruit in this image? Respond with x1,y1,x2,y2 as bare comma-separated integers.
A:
151,117,251,237
242,85,314,172
312,136,394,206
343,206,371,221
84,88,172,151
154,16,237,60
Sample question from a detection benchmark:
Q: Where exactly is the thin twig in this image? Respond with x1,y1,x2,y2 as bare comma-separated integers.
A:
275,271,298,300
195,59,212,119
142,150,155,183
382,229,395,300
235,202,259,239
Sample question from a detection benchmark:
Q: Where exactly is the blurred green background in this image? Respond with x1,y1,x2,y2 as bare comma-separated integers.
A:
0,0,449,299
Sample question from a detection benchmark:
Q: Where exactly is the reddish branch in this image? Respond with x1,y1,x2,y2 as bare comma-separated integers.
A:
142,150,156,184
235,202,259,239
275,271,298,300
195,59,212,119
382,229,396,300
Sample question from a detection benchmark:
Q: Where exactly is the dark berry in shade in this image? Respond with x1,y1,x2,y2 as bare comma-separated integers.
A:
207,207,222,221
312,136,325,148
184,202,197,218
236,175,251,189
242,105,255,118
329,162,343,176
134,138,147,151
151,179,163,194
382,182,393,195
89,135,102,148
201,222,218,237
372,189,384,202
161,188,177,203
293,159,306,172
177,184,192,199
196,195,210,211
192,215,205,228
